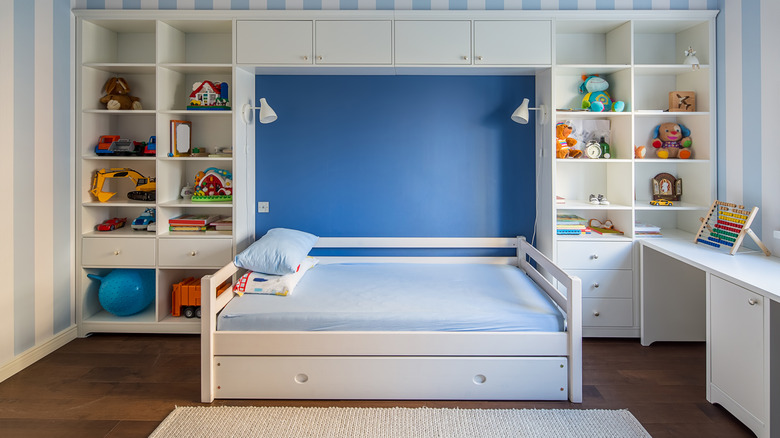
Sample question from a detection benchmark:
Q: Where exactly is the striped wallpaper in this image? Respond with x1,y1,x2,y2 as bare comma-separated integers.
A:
2,0,777,376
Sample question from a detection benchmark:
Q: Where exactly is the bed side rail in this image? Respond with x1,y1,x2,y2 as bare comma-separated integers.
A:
516,236,582,403
201,261,239,403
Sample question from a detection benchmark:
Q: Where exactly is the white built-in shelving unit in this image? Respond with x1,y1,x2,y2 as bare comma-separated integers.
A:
541,14,717,337
75,14,252,335
73,10,716,340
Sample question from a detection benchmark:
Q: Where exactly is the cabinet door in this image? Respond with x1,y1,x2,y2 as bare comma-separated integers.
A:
710,275,765,420
236,20,313,64
315,20,392,65
474,20,551,65
395,21,471,65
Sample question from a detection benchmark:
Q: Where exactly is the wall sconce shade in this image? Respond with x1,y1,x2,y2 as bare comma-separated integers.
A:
242,98,278,125
511,98,547,125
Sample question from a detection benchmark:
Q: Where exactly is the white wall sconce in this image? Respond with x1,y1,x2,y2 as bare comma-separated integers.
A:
242,98,278,125
511,98,547,125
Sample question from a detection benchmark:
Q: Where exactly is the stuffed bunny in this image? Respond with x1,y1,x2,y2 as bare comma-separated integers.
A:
100,77,142,110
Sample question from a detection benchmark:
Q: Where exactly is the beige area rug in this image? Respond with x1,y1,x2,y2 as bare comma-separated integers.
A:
149,406,651,438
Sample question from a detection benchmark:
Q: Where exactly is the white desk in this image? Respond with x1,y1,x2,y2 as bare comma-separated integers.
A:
640,232,780,438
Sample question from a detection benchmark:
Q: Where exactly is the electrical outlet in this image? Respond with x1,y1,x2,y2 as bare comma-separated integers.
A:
258,201,269,213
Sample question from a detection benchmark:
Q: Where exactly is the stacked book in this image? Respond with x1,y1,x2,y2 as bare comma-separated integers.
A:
556,214,589,235
207,217,233,235
169,214,221,232
635,222,662,238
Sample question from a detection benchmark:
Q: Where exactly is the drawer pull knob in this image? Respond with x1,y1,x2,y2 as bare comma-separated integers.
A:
591,254,599,260
462,56,469,61
317,55,323,61
748,298,758,306
190,251,198,257
477,55,484,61
113,250,121,256
592,282,600,288
303,55,308,60
593,311,600,317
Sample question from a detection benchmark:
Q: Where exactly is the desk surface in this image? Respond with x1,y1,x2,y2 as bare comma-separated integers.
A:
640,231,780,302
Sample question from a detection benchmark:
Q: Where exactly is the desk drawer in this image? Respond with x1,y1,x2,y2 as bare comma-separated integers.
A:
566,269,632,298
82,237,155,267
582,298,633,327
159,238,232,268
557,241,632,270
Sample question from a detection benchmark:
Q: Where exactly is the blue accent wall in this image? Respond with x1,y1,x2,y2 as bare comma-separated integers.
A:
255,75,536,238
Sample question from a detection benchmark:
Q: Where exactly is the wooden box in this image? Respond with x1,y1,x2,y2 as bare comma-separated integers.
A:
669,91,696,112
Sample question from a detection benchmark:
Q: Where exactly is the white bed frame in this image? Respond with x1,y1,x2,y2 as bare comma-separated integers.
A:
200,237,582,403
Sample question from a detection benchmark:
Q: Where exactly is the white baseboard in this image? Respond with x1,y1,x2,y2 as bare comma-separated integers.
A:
0,326,78,383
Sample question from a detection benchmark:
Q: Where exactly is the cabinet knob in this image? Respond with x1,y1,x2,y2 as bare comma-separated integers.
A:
303,55,309,61
317,55,323,61
113,249,121,256
591,254,599,260
748,298,759,306
593,311,600,317
592,282,600,288
190,250,198,257
462,56,469,61
477,56,483,61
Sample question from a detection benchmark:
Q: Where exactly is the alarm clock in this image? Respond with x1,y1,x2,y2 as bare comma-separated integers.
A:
585,140,602,159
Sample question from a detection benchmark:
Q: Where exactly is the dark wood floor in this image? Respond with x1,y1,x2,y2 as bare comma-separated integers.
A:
0,335,755,438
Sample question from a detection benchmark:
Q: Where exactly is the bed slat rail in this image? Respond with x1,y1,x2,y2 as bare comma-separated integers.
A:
516,237,583,403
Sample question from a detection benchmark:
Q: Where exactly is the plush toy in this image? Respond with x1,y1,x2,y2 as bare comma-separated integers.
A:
99,77,142,110
579,75,625,112
651,122,692,159
556,122,582,158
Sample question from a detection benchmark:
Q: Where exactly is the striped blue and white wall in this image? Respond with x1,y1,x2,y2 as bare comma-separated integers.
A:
3,0,778,378
1,0,75,380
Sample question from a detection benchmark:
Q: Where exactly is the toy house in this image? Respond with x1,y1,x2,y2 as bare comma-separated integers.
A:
188,80,230,110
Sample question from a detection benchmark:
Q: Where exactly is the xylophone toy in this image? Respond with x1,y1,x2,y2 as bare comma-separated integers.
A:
694,200,771,256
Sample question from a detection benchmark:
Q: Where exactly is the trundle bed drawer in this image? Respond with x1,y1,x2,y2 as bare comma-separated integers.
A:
82,237,155,267
213,356,568,400
557,241,632,270
158,238,232,268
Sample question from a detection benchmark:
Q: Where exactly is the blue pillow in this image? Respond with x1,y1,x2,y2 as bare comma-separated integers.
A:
234,228,319,275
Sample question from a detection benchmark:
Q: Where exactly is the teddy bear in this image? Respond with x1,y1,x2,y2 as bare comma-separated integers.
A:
651,122,692,159
579,75,625,112
556,122,582,158
99,77,142,110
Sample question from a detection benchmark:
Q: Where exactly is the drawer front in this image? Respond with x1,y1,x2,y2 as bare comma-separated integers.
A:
82,238,155,267
582,298,633,327
158,238,232,268
566,269,632,298
215,356,567,400
557,241,632,270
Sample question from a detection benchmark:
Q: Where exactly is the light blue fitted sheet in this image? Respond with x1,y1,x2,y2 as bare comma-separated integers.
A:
217,263,565,332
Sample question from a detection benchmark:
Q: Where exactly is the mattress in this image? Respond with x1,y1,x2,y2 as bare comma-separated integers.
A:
217,263,565,332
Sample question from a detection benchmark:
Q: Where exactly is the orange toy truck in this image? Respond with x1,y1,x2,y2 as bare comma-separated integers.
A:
171,277,230,318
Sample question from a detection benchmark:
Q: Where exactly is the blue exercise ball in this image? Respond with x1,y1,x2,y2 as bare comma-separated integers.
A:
87,269,154,316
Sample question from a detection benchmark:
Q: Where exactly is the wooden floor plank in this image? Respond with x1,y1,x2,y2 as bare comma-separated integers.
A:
0,335,755,437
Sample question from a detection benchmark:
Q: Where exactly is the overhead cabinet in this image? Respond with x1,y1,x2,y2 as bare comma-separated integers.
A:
473,20,551,65
394,20,472,65
315,20,392,65
237,20,314,64
236,20,392,65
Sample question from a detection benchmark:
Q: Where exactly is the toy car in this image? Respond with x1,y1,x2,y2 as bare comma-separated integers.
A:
132,208,156,231
96,217,127,231
650,199,674,206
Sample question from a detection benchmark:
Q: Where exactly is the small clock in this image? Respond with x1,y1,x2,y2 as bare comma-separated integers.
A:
585,140,602,159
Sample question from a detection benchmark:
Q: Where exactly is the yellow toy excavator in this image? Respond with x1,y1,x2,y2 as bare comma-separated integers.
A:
90,168,156,202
